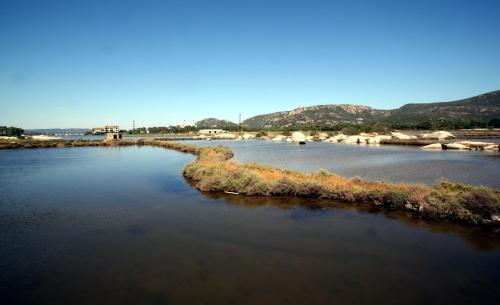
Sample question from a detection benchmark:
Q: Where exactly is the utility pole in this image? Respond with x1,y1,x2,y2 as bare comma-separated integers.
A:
133,120,135,133
239,113,242,136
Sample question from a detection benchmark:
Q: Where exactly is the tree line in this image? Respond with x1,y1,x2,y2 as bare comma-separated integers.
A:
244,118,500,132
0,126,24,137
87,118,500,135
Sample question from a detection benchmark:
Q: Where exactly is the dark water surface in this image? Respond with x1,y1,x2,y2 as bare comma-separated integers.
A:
1,146,499,305
188,140,500,188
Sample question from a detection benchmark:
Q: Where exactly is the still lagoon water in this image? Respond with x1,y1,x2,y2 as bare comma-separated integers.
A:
1,144,499,305
189,140,500,188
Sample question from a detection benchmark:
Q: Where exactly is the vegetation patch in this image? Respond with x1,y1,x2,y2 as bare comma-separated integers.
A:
181,144,500,226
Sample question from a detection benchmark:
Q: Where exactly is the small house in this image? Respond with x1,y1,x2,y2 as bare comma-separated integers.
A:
106,132,122,141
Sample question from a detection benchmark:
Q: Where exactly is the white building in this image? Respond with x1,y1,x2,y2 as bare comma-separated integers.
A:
91,125,119,134
104,125,119,133
199,129,226,135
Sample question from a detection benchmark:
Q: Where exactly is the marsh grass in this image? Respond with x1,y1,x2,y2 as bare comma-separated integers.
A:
182,143,500,225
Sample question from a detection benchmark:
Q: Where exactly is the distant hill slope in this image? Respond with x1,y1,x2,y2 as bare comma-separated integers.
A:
243,105,390,129
195,118,239,129
242,90,500,129
383,90,500,125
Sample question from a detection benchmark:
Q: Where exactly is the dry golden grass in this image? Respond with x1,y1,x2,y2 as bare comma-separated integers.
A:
182,143,500,226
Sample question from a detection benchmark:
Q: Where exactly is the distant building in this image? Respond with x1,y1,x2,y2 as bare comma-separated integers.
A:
91,127,105,134
104,125,119,133
91,125,119,134
199,129,226,135
0,126,7,135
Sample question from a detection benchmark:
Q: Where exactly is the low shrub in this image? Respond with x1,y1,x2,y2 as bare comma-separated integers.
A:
295,180,328,198
462,188,500,218
316,168,331,177
271,178,297,196
341,127,361,135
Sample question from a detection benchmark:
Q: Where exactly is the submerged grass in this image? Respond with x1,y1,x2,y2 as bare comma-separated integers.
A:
1,138,499,226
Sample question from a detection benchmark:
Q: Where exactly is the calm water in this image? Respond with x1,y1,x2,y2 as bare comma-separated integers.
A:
1,146,499,305
61,135,197,140
188,140,500,188
61,135,145,140
61,135,106,140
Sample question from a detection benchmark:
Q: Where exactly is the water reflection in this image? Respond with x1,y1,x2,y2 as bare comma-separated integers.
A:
201,191,500,252
1,146,499,305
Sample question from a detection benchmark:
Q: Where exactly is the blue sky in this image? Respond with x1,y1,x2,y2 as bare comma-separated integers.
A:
1,0,499,129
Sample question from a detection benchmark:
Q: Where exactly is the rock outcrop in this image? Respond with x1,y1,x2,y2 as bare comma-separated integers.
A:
325,134,348,143
455,141,495,148
444,143,470,150
421,143,443,150
484,144,500,151
454,141,499,150
272,135,287,141
368,135,392,144
391,132,417,140
291,132,306,143
242,133,255,140
421,131,454,140
318,132,329,140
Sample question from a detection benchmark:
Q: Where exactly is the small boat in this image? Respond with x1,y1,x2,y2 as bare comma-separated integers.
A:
224,191,239,195
299,141,306,145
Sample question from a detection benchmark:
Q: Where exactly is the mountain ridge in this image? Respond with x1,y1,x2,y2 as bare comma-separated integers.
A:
241,90,500,129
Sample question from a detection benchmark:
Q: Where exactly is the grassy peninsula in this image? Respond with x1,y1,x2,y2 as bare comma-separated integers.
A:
1,138,499,226
139,139,500,226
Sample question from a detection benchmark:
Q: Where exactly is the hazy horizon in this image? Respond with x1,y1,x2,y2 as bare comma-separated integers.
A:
2,0,500,129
